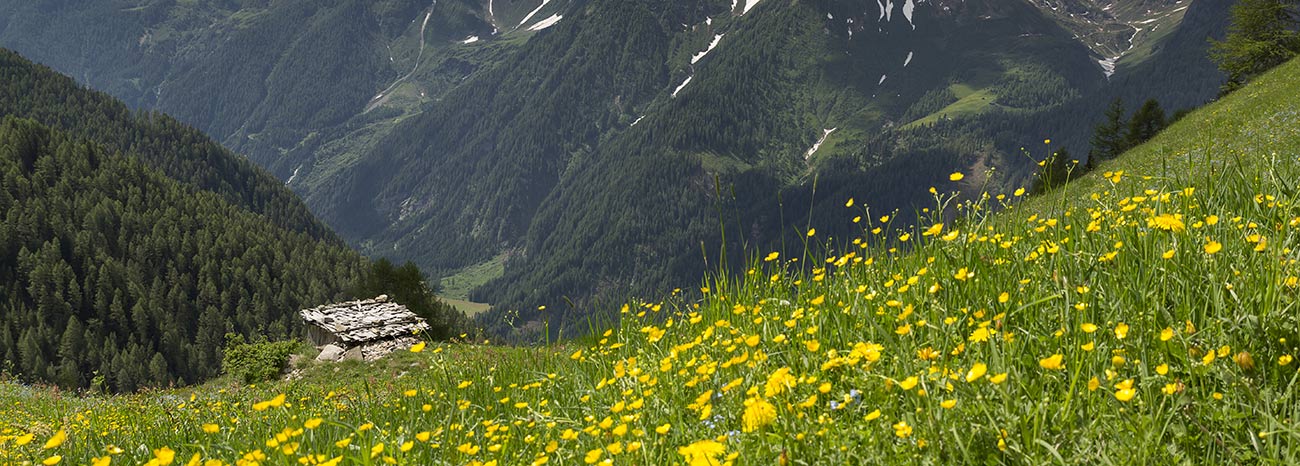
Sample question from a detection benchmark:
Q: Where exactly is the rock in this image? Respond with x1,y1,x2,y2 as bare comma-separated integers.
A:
342,346,364,361
316,344,346,362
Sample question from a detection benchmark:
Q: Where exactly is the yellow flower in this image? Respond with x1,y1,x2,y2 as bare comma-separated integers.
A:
371,442,385,459
304,418,323,430
409,341,426,353
91,457,111,466
742,398,777,432
655,423,672,435
1081,323,1098,333
677,440,725,466
1114,379,1137,402
1160,327,1174,342
1147,214,1186,233
1162,249,1176,259
1087,377,1100,391
43,429,66,449
253,394,286,411
1114,322,1129,339
201,424,220,434
1204,240,1222,254
43,456,61,466
804,340,820,352
807,228,816,237
765,367,796,397
865,409,882,420
1162,383,1179,395
989,373,1008,384
1039,354,1064,371
1205,215,1219,225
949,172,965,182
152,447,176,466
898,376,919,391
764,252,779,262
1156,364,1169,375
940,399,957,409
335,437,353,448
1280,355,1294,366
893,421,913,438
965,363,988,382
845,198,855,207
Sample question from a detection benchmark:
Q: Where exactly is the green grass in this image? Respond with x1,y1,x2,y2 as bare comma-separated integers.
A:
6,59,1300,465
903,83,997,128
441,297,492,317
439,253,508,301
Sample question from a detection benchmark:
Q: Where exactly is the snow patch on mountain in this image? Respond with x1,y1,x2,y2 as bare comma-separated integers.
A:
692,34,725,64
527,14,562,31
805,128,838,160
904,51,914,67
672,76,693,98
518,0,552,28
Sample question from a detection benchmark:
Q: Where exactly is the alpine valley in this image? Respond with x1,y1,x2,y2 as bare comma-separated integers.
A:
0,0,1228,340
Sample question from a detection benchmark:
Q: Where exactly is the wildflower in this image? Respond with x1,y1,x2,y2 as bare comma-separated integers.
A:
1039,354,1065,371
940,399,957,409
742,398,777,432
43,429,66,449
1114,323,1129,339
677,440,725,466
893,421,913,438
1162,383,1178,395
965,363,988,382
1087,377,1100,391
252,394,286,411
807,228,816,237
989,373,1008,384
201,424,220,434
950,172,965,181
969,327,991,343
655,424,672,435
1156,364,1169,375
304,418,323,429
91,457,111,466
148,447,176,466
1160,327,1174,341
1204,240,1222,254
894,376,919,391
409,341,426,353
1147,214,1186,233
765,367,796,397
1114,379,1137,402
43,456,61,466
1281,355,1294,366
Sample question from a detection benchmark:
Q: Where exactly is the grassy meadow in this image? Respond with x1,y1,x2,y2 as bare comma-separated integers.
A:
5,57,1300,466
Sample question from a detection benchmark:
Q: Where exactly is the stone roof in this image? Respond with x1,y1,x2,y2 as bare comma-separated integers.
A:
299,295,430,345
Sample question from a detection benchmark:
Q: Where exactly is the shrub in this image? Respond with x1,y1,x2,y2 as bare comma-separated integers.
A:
220,334,299,384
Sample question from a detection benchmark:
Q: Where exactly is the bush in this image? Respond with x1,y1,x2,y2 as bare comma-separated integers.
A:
221,334,299,384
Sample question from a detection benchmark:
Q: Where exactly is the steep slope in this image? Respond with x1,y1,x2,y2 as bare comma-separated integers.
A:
0,52,365,391
0,0,1230,339
7,53,1300,465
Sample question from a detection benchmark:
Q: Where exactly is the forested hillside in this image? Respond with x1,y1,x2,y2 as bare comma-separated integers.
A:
0,52,367,391
0,0,1227,340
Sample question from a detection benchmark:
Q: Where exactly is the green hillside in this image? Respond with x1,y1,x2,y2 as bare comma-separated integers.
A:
0,0,1223,340
7,53,1300,464
0,51,367,391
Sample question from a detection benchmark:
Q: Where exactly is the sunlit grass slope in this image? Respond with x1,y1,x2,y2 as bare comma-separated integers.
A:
6,59,1300,465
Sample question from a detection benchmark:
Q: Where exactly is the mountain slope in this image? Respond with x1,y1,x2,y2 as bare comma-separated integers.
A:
0,0,1229,339
0,51,365,391
7,52,1300,465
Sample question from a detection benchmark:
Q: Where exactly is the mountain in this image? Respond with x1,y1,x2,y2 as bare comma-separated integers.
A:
0,50,364,391
0,0,1224,339
7,52,1300,464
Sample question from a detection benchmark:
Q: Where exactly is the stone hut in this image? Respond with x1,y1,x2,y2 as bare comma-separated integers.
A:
299,295,429,361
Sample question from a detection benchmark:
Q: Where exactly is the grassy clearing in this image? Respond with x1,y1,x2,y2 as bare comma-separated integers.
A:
440,254,508,301
904,83,997,129
5,59,1300,466
441,297,492,317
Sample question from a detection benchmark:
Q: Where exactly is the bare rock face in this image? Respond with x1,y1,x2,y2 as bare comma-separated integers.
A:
342,346,365,361
316,344,346,361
